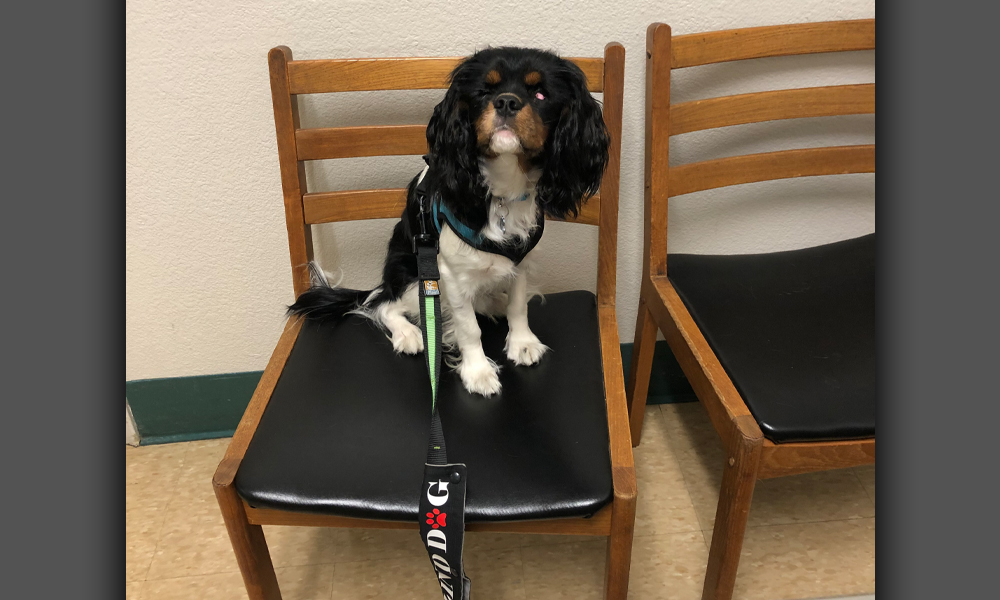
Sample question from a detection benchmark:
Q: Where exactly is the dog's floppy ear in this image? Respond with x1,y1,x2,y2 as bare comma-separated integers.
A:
425,84,482,196
536,63,610,219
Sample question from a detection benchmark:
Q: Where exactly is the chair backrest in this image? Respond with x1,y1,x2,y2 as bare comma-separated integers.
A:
643,20,875,278
268,45,625,305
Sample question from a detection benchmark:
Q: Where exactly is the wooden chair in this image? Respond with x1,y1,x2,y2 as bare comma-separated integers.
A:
627,20,875,600
213,43,635,599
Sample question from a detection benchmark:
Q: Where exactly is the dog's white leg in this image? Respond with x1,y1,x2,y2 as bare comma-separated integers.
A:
376,284,423,355
505,268,548,366
442,276,502,396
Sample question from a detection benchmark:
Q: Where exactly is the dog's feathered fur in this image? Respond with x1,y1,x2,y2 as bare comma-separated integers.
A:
288,47,610,396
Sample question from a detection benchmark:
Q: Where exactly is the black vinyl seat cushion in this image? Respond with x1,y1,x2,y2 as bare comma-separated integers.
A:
235,290,613,522
668,234,875,444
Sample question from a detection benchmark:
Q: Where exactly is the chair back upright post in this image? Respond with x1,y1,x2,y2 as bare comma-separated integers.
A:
597,42,625,308
267,47,620,301
644,24,672,282
269,46,313,298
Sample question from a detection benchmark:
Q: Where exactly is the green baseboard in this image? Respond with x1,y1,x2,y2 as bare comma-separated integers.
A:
621,340,699,405
126,341,695,445
126,371,262,445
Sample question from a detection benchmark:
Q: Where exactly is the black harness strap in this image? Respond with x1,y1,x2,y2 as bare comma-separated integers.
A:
414,176,472,600
431,195,544,265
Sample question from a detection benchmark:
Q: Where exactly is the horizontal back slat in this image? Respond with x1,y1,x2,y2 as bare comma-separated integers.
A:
303,189,405,222
671,19,875,69
670,84,875,135
668,144,875,197
303,189,602,226
549,197,602,225
288,57,605,94
296,125,428,160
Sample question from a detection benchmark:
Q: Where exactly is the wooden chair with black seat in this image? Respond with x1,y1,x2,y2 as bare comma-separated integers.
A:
626,20,875,600
212,43,636,600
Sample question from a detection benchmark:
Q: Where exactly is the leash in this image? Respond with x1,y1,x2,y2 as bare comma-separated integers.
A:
414,174,472,600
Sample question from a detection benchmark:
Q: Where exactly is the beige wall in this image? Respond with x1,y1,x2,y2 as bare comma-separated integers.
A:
126,0,876,381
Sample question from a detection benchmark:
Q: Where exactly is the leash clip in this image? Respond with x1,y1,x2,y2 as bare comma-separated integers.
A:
413,190,441,285
413,191,439,254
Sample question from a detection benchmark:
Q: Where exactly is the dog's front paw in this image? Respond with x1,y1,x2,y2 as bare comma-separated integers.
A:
505,332,549,366
391,322,424,355
458,355,502,396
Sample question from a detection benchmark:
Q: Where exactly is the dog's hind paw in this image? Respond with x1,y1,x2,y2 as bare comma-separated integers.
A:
391,322,424,355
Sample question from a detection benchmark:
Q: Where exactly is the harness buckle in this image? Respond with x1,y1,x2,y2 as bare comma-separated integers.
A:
413,191,439,254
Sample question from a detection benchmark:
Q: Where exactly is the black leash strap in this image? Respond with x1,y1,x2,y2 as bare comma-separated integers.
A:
414,177,471,600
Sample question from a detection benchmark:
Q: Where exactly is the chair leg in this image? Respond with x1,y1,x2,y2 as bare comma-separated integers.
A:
604,490,637,600
702,416,763,600
626,294,659,445
215,482,282,600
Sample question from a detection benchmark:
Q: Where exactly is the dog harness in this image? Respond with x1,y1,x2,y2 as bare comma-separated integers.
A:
420,170,545,265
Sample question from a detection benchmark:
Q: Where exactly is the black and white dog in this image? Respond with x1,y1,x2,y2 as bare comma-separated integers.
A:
289,47,610,396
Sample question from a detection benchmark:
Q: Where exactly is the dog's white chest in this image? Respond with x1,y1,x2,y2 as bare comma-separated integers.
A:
438,227,519,291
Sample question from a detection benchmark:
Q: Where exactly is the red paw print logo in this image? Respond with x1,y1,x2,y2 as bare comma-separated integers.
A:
425,508,447,529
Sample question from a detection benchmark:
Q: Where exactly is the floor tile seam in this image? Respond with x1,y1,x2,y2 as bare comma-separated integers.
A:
302,554,400,569
142,561,337,584
515,535,606,552
272,557,342,569
632,523,703,538
852,467,875,506
793,591,875,600
770,592,875,600
158,488,224,524
328,553,432,566
327,563,337,600
641,405,709,480
695,500,878,532
637,478,705,528
519,528,705,553
272,560,339,571
139,503,176,581
513,545,529,600
636,528,714,544
643,404,718,535
139,566,243,583
126,473,188,495
705,515,877,533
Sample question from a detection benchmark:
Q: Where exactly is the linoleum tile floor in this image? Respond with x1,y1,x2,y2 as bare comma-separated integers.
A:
126,404,875,600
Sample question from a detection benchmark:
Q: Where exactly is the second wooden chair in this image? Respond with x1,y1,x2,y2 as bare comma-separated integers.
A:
628,19,876,600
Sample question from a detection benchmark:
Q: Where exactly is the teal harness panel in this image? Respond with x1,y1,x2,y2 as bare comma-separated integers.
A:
429,193,544,265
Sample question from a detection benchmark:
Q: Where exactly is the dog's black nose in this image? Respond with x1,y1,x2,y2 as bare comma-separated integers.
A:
493,93,523,117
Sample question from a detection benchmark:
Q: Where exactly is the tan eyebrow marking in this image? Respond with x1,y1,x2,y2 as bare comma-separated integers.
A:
486,70,501,85
524,71,541,85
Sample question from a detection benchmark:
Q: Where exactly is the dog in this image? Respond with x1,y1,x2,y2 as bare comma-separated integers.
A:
288,47,610,396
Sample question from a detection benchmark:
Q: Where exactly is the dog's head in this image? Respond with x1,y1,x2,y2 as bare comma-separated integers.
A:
425,47,610,219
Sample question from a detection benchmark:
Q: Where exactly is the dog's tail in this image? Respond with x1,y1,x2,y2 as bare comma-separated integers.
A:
286,263,377,320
